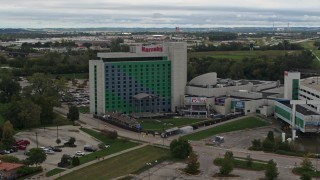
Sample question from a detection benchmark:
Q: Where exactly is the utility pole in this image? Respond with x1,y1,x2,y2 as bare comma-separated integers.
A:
57,125,59,139
35,132,38,148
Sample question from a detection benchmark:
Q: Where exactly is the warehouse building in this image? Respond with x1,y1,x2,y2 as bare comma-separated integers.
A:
89,42,187,115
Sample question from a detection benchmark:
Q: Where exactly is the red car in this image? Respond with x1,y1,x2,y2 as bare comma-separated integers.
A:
16,140,30,146
17,145,26,150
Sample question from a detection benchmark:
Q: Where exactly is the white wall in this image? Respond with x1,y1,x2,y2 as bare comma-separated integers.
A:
185,83,253,97
89,60,105,115
166,42,187,112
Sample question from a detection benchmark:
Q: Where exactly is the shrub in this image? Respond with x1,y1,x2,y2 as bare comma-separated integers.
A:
185,152,200,175
170,138,192,159
0,155,21,163
262,139,274,152
101,129,118,139
267,131,274,141
220,156,234,175
72,156,80,166
17,166,43,177
300,156,314,171
250,139,262,150
265,160,279,180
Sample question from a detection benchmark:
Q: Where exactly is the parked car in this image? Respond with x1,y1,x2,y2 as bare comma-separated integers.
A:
98,143,110,149
16,140,30,146
84,145,97,152
0,150,10,155
24,150,30,156
58,154,72,168
52,147,62,152
75,151,85,156
44,149,55,154
64,142,77,147
18,145,26,150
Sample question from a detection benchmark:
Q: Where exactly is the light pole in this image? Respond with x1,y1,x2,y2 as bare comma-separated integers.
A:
146,162,152,180
35,132,38,148
162,123,166,146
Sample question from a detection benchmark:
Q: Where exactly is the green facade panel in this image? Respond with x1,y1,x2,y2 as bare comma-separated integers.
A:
275,105,304,129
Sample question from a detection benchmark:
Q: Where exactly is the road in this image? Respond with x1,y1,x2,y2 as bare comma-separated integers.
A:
54,107,314,179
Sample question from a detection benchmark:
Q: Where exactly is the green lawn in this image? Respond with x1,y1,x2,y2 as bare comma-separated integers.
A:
299,41,320,67
56,146,171,180
46,168,65,177
293,167,320,177
214,157,268,171
78,106,89,114
79,128,139,164
183,117,268,140
138,118,206,132
188,50,301,60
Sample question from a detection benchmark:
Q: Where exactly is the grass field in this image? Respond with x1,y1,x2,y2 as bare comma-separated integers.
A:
214,157,268,171
79,128,139,164
299,41,320,67
46,168,65,177
183,117,268,141
188,50,301,60
56,146,171,180
78,106,89,114
138,118,206,132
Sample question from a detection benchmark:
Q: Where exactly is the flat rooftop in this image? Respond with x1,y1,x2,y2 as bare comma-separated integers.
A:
300,77,320,92
280,101,320,116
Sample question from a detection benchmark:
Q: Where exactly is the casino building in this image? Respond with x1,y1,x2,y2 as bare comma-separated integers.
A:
89,42,187,115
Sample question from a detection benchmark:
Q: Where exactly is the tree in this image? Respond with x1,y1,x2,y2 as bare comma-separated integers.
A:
67,106,79,124
56,138,61,145
68,137,76,145
184,152,200,174
300,156,314,171
300,173,311,180
0,72,21,103
72,156,80,166
170,138,192,159
24,73,64,124
265,160,279,180
2,121,15,148
220,152,234,176
26,148,47,166
267,131,274,141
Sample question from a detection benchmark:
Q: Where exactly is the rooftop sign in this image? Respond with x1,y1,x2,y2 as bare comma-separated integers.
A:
141,45,163,52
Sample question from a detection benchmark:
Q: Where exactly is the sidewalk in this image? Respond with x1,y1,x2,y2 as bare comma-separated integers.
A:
35,143,148,180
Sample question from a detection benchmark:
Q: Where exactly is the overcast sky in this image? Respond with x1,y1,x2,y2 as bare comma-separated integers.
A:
1,0,320,28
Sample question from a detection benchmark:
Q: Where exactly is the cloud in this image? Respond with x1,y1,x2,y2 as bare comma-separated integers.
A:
1,0,320,28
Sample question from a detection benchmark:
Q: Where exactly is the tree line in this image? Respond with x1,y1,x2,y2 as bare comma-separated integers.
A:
192,40,304,52
187,50,314,81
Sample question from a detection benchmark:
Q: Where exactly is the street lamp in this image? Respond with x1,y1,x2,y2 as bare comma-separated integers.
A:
162,123,166,146
146,162,152,180
35,132,38,148
146,160,157,180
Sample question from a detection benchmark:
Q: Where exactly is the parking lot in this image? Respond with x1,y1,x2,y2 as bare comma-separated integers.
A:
203,125,276,150
14,125,100,170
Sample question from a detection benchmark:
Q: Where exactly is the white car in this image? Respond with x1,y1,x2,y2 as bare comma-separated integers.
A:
75,151,85,156
44,149,55,154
